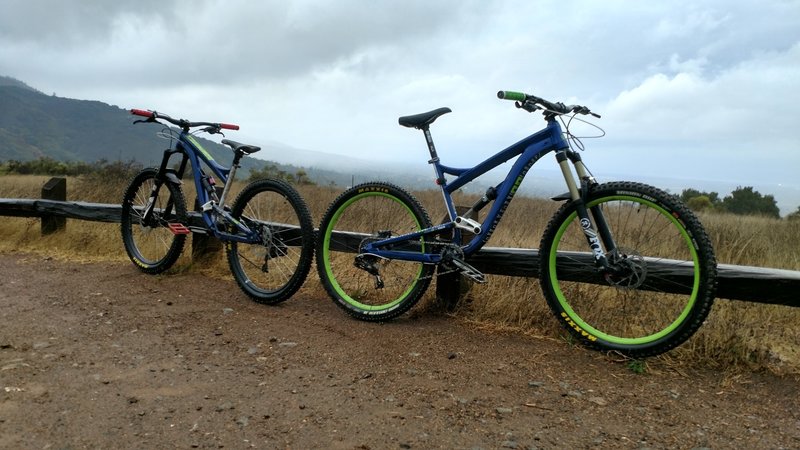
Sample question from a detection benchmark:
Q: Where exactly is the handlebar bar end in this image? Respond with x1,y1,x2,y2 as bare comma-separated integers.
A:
497,90,527,102
130,109,154,118
220,123,240,131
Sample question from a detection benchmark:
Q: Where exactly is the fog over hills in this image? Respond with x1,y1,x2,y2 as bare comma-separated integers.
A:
1,76,798,214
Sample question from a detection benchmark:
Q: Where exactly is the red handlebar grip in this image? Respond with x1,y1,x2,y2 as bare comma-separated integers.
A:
220,123,240,130
130,109,153,117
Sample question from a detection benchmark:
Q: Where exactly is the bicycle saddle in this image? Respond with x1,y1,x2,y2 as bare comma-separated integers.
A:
221,139,261,154
398,107,452,129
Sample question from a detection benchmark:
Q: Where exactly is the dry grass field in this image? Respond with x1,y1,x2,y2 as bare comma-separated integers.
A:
1,174,799,374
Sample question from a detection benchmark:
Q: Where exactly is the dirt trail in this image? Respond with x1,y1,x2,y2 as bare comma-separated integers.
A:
1,253,798,449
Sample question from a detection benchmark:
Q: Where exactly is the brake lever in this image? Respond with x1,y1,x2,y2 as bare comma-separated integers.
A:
133,116,158,125
515,100,541,113
201,125,225,137
571,105,602,119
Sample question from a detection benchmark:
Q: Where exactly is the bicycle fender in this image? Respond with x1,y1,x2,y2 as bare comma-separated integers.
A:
550,191,571,201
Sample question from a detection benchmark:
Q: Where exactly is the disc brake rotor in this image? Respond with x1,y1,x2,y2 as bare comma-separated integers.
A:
604,247,647,290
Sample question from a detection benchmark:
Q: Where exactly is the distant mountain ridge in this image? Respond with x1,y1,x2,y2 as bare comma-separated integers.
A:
0,77,357,185
0,76,452,189
0,75,41,93
3,76,799,214
0,76,563,198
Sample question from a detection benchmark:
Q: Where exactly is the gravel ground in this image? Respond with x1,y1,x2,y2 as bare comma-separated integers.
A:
1,252,798,449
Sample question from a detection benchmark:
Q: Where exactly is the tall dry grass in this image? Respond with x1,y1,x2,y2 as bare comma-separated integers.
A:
675,211,800,373
2,174,799,374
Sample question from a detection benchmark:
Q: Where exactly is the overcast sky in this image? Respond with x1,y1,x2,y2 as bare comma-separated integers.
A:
1,0,799,211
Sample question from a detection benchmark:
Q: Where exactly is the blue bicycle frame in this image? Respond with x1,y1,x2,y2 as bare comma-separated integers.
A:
361,117,571,264
157,131,259,244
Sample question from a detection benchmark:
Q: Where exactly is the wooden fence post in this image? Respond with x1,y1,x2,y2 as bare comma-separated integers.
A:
436,270,466,311
191,187,224,259
435,205,477,310
41,177,67,235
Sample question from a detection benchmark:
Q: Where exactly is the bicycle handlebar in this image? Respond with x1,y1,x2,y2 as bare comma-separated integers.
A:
130,109,240,130
497,90,600,118
496,91,527,102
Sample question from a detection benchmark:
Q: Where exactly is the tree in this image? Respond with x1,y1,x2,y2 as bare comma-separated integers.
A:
721,186,780,218
680,188,720,211
686,195,713,212
292,169,314,186
787,206,800,221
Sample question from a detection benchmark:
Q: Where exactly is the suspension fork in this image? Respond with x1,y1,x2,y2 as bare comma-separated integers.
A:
143,147,186,224
555,149,618,269
568,149,618,255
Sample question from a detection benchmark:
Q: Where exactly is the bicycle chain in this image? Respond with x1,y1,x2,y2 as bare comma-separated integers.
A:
414,240,467,281
360,238,477,282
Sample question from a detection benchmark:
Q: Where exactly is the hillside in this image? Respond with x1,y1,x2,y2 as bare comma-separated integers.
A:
0,78,337,183
0,85,160,163
11,76,793,212
0,75,41,93
0,76,487,190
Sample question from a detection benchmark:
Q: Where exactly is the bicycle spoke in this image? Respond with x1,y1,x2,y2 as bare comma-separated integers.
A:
226,179,314,304
540,182,715,357
121,168,186,274
317,183,434,320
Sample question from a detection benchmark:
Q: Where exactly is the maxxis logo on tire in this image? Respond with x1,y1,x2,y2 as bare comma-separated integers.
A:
357,186,389,194
561,312,598,342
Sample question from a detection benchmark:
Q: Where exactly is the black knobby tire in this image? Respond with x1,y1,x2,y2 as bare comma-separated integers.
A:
316,181,435,321
538,181,717,358
226,178,315,304
121,168,188,274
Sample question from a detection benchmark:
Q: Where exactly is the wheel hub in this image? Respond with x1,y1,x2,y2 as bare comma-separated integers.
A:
603,247,647,290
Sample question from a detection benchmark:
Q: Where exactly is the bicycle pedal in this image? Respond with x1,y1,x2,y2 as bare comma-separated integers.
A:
167,223,191,235
450,257,486,283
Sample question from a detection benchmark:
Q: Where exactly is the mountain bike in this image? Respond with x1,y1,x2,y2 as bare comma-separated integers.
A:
316,91,717,357
122,109,314,304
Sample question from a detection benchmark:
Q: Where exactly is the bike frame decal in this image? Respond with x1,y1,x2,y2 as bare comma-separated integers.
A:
549,195,701,345
323,191,425,311
579,217,605,261
186,135,216,163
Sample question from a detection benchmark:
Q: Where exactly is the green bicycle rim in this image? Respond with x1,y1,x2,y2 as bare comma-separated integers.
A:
323,191,425,311
549,195,701,345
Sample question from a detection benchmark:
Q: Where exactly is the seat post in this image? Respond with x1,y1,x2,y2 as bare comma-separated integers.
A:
421,125,449,189
421,125,440,164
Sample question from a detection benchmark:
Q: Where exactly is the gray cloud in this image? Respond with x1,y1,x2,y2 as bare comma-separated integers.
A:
0,1,169,45
1,0,491,88
1,0,799,211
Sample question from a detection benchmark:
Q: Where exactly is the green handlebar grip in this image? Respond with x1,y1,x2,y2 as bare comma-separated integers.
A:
497,91,526,101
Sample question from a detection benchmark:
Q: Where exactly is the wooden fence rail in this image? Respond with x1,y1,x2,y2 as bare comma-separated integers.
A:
2,193,799,308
